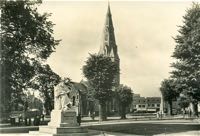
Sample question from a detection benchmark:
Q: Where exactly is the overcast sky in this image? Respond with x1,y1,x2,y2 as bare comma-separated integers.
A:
39,1,192,97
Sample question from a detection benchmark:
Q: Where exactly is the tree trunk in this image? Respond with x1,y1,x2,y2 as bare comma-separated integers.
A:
14,102,18,111
120,104,126,119
168,101,172,116
190,102,198,117
44,101,50,115
99,101,107,121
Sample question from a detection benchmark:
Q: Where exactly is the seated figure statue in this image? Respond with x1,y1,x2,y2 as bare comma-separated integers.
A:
54,79,73,112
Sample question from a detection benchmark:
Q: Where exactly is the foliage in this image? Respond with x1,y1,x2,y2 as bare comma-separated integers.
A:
82,54,119,120
82,54,119,103
177,94,190,110
160,79,177,102
0,0,60,111
80,80,96,115
117,85,133,106
30,64,61,114
171,3,200,104
116,84,133,119
160,79,178,115
23,91,43,112
84,81,96,102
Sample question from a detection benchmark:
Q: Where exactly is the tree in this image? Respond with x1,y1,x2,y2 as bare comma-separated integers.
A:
160,79,178,115
30,64,61,115
116,84,133,119
83,81,96,116
171,3,200,116
24,91,43,112
82,54,119,121
0,0,60,112
177,94,190,112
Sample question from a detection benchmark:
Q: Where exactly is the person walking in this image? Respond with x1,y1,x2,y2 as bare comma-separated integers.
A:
77,114,81,126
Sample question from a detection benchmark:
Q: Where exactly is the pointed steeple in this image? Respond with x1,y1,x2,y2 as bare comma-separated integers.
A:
99,3,120,86
107,2,111,16
99,3,119,61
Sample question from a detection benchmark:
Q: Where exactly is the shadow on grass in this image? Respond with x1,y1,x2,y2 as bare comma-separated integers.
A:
87,123,200,135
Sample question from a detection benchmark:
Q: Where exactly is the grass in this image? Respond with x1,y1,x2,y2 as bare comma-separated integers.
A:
87,122,200,135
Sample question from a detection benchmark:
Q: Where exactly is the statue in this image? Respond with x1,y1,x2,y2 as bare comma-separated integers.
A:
54,79,73,111
36,79,89,136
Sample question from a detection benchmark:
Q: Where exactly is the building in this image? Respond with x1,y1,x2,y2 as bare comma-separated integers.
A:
135,97,147,112
132,94,161,113
99,4,120,87
98,3,120,114
146,97,160,112
76,4,120,116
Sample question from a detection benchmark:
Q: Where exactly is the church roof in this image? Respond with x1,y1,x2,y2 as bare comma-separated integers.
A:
71,82,88,94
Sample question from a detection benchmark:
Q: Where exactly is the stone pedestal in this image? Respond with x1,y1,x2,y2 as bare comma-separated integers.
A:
30,110,88,136
48,110,78,127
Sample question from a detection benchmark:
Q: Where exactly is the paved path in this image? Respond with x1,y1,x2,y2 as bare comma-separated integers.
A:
1,119,200,136
1,131,200,136
156,130,200,136
82,118,200,126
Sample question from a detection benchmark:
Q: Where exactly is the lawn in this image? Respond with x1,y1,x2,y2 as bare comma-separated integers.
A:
87,122,200,135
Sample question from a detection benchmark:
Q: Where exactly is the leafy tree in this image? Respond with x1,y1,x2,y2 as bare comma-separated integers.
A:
23,91,43,112
177,94,190,112
82,54,119,121
116,84,133,119
0,0,60,112
160,79,178,115
171,3,200,116
30,64,61,115
80,80,97,116
83,81,96,115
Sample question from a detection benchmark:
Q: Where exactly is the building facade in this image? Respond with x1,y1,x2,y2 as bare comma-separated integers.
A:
146,97,160,112
131,94,161,113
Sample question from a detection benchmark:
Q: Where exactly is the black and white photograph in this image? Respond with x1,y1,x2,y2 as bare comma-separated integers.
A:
1,0,200,135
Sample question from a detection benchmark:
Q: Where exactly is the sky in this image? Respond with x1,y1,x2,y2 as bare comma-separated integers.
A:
38,0,193,97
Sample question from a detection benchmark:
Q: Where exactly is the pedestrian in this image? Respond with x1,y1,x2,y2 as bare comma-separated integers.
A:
183,109,186,118
28,117,31,126
77,114,81,126
156,112,160,119
33,116,37,126
24,117,28,126
41,114,44,122
160,111,163,119
91,112,95,120
189,109,191,118
36,115,40,125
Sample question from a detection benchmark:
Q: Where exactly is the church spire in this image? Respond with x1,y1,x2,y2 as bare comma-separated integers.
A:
99,3,120,86
107,1,111,16
99,3,119,61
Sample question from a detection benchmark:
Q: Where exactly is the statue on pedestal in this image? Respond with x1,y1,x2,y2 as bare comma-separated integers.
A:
31,78,89,135
54,78,79,113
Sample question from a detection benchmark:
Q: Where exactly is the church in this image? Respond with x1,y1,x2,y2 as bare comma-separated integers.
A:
99,3,120,114
80,3,121,116
99,3,120,87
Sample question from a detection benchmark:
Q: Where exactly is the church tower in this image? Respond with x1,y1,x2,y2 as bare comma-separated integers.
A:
99,3,120,87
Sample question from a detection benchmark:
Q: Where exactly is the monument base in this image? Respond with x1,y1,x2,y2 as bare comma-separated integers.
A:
30,110,88,136
37,126,88,136
48,110,79,127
